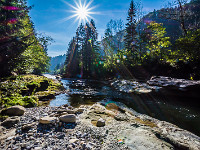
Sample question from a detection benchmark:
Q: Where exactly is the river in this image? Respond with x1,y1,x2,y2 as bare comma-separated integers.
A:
44,74,200,136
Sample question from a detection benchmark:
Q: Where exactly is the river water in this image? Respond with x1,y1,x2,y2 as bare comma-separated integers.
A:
44,75,200,136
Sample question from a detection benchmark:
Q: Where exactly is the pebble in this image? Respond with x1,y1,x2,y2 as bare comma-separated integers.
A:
1,104,195,150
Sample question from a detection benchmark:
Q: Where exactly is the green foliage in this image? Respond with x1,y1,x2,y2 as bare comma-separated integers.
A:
174,29,200,61
144,22,171,63
0,75,63,108
0,0,51,77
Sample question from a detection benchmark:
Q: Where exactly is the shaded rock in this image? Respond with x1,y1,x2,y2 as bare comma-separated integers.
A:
22,122,37,131
36,80,49,92
114,114,128,121
76,108,85,113
1,117,20,128
0,126,5,133
2,105,25,116
39,116,57,124
66,109,76,114
96,118,105,127
59,114,76,123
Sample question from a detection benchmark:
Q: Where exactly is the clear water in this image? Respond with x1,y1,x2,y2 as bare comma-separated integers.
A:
49,78,200,136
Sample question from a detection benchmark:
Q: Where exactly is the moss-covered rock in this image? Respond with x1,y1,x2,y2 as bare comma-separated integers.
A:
0,74,64,108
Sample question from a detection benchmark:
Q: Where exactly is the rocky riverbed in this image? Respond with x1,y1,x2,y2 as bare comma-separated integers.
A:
0,103,200,150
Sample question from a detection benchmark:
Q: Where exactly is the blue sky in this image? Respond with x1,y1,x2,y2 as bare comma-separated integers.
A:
27,0,166,57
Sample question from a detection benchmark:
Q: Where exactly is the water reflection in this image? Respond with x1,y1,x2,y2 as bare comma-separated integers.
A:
49,94,69,107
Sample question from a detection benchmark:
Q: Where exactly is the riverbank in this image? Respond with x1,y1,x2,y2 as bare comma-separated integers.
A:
0,74,64,109
0,103,199,150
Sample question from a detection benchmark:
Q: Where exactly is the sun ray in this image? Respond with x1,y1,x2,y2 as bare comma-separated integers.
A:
63,0,98,24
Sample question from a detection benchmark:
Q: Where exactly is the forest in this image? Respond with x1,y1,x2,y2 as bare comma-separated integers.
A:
57,0,200,80
0,0,200,80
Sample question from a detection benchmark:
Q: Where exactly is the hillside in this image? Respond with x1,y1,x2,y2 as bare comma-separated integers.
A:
50,54,66,73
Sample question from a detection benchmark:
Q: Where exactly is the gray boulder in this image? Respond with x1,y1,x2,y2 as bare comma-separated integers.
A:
39,116,57,124
2,105,26,116
59,114,76,123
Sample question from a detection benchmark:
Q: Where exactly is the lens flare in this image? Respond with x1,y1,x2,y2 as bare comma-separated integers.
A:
2,6,21,11
6,18,18,25
62,0,99,24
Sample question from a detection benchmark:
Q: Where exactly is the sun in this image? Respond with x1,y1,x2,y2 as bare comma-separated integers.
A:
63,0,98,24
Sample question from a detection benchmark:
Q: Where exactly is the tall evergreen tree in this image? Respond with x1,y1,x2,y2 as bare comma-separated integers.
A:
64,20,99,78
124,0,137,54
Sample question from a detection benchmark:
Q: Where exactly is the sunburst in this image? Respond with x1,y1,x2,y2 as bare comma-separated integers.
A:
62,0,98,24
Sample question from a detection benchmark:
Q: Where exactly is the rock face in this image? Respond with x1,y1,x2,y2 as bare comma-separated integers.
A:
111,79,159,94
2,105,26,116
1,117,20,128
96,118,105,127
148,76,200,88
39,116,57,124
80,103,200,150
59,114,76,123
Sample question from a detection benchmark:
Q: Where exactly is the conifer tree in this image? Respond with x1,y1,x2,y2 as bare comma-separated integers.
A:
124,0,137,55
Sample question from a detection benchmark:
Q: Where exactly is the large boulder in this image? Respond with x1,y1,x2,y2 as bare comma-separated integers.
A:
59,114,76,123
1,117,20,128
2,105,26,116
39,116,57,124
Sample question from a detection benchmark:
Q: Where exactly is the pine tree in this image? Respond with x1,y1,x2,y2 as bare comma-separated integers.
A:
64,20,99,78
124,0,137,55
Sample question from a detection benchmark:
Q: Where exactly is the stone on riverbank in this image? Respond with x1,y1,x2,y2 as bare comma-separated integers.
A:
97,118,105,127
2,105,25,116
59,114,76,123
0,104,199,150
1,117,20,128
39,116,57,124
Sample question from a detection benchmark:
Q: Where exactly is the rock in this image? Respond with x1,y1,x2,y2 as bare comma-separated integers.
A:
114,114,128,121
68,106,73,109
34,147,43,150
1,117,20,128
0,126,5,133
76,108,85,113
22,122,37,131
0,129,16,140
39,116,57,124
54,109,75,114
66,109,76,114
69,139,79,144
2,105,26,116
148,76,200,89
96,118,105,127
59,114,76,123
